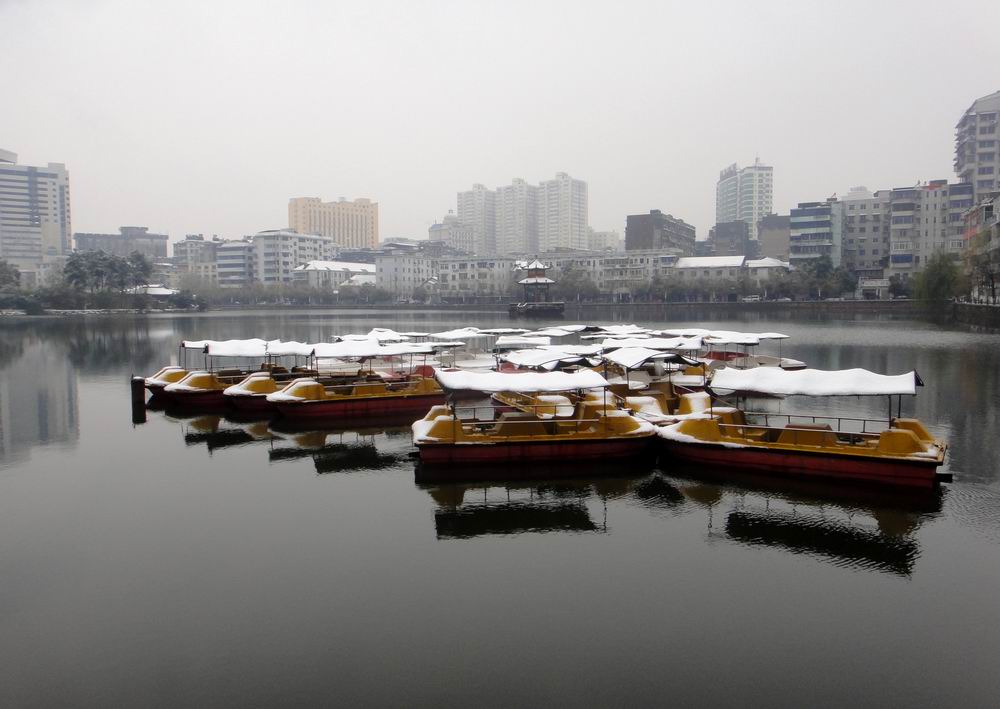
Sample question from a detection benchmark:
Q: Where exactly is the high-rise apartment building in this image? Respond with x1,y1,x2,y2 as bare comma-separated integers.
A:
886,180,971,279
456,184,497,255
0,149,71,283
715,159,773,240
75,226,169,259
955,90,1000,203
455,173,588,255
625,210,695,253
288,197,379,249
537,172,588,252
495,178,538,254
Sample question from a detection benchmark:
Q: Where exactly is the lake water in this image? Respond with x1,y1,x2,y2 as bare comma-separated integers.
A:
2,310,999,706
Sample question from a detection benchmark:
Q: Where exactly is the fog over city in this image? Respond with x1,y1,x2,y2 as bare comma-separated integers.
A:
2,0,999,241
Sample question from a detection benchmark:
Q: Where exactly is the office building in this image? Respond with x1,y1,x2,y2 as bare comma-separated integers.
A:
0,149,71,284
74,226,168,259
716,159,773,240
215,239,254,288
625,210,695,254
955,90,1000,203
288,197,379,249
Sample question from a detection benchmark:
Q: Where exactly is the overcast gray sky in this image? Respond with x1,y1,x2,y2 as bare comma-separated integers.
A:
2,0,998,242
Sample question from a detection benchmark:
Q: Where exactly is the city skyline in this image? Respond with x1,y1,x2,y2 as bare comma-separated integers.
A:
2,1,999,243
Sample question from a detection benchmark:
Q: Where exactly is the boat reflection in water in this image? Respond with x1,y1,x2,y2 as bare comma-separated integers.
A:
421,479,608,539
668,464,944,577
267,416,415,474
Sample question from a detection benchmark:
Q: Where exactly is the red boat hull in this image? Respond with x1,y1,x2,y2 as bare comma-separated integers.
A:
225,394,275,413
157,389,228,407
659,440,942,488
418,436,655,465
275,393,445,420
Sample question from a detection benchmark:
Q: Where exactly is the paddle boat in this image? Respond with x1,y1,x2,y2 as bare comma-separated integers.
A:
656,367,948,488
144,338,268,397
412,368,655,465
159,339,275,407
266,341,445,420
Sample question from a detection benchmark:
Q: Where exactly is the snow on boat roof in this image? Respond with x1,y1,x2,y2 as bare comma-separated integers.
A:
601,336,702,351
398,331,429,337
495,335,551,349
656,328,712,337
430,327,490,339
203,339,270,358
527,327,574,337
539,344,604,356
478,328,530,335
703,331,760,346
312,340,436,359
602,347,699,370
501,349,585,370
596,324,650,335
436,368,609,393
266,341,316,357
710,367,919,397
366,328,410,342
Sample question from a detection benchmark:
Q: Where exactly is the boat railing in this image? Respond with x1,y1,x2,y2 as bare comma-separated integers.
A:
741,411,890,434
715,420,882,447
453,403,591,421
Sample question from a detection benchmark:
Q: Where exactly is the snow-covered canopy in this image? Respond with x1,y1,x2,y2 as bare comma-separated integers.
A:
527,327,574,337
313,340,436,359
601,336,702,351
595,324,650,336
435,368,609,393
430,327,490,339
495,335,551,349
478,328,530,335
266,341,316,357
193,339,270,358
501,349,587,371
602,347,700,370
703,331,760,346
710,367,919,397
365,328,410,342
539,344,604,356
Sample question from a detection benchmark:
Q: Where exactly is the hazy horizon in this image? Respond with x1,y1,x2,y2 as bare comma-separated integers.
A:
2,0,998,243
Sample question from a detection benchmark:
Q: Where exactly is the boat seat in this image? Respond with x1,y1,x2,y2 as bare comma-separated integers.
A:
492,412,547,437
352,383,387,396
777,423,837,447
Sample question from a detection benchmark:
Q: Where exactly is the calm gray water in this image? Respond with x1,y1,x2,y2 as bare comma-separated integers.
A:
1,310,999,707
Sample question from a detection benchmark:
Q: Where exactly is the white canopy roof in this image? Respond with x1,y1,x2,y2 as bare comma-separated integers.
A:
198,339,269,358
430,327,490,339
710,367,919,397
703,331,760,346
435,368,609,393
501,349,586,370
596,324,650,336
601,336,702,351
478,328,530,335
313,340,436,359
527,327,574,337
366,328,410,342
495,335,551,349
539,344,604,356
266,340,316,357
601,347,698,370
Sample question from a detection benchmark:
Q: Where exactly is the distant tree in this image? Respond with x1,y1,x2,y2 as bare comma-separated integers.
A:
914,251,962,303
0,259,19,291
552,267,600,302
126,251,153,287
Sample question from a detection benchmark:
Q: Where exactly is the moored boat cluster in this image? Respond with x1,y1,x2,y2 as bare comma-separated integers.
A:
140,323,949,488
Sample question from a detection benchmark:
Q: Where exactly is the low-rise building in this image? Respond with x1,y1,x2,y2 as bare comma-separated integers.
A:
292,260,376,289
251,229,338,284
674,255,746,281
790,200,841,268
216,239,253,288
887,180,971,279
